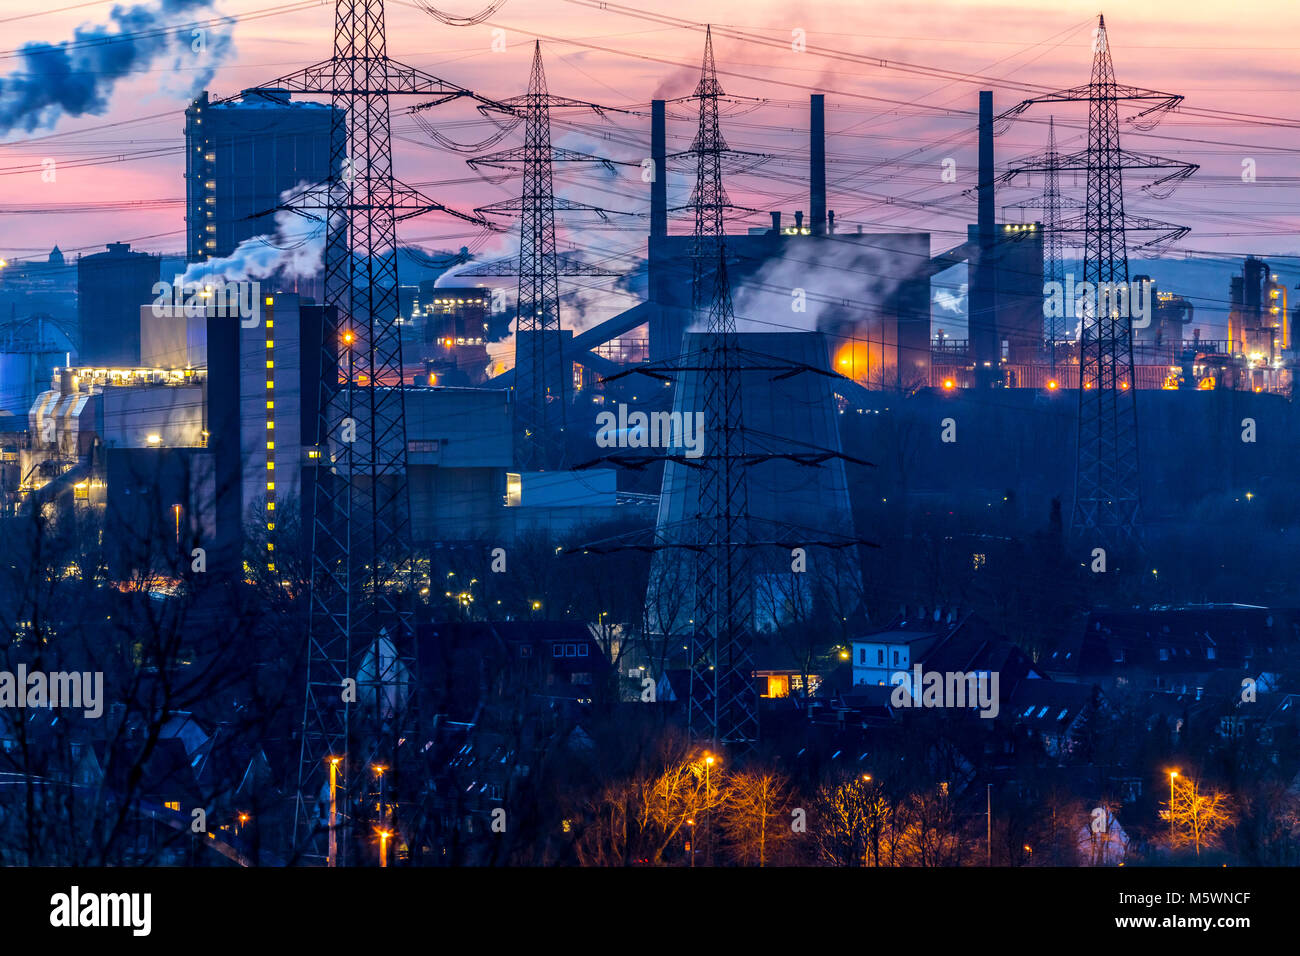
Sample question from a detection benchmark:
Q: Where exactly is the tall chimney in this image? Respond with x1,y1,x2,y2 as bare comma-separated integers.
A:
978,91,994,238
970,90,998,384
794,210,804,232
810,94,826,236
651,99,667,238
770,211,782,234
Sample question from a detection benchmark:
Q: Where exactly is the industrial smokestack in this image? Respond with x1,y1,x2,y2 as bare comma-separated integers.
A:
971,90,998,384
979,91,994,237
771,211,782,234
794,210,804,233
651,99,667,238
810,94,826,236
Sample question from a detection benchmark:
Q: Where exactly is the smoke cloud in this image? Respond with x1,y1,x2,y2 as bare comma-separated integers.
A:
725,236,917,335
180,182,325,286
0,0,232,135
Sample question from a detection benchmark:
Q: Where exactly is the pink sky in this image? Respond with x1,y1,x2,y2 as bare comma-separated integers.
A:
2,0,1300,266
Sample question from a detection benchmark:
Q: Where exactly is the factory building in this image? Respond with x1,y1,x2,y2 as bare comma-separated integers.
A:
0,314,69,419
77,243,161,367
1229,256,1289,361
16,365,214,573
645,95,933,389
412,284,493,385
184,88,338,266
204,292,320,574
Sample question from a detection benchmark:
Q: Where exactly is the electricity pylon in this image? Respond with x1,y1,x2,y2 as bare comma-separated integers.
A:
267,0,489,865
1001,15,1195,556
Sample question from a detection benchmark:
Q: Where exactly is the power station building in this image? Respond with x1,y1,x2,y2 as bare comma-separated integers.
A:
184,88,338,265
77,242,161,367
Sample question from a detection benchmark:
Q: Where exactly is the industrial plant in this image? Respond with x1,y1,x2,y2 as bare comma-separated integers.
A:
0,0,1298,915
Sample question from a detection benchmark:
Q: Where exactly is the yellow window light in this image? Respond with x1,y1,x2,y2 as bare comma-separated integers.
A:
266,340,274,348
267,442,274,450
267,482,275,491
266,360,274,369
267,421,275,430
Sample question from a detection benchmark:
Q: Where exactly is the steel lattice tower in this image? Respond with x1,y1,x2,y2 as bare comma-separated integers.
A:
467,42,625,470
1001,15,1194,556
688,26,756,748
267,0,487,865
1074,19,1141,550
510,44,566,470
1042,117,1065,371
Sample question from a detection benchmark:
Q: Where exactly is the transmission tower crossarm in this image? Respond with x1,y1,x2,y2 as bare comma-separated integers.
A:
269,177,491,227
270,57,476,98
1016,84,1181,109
469,146,626,172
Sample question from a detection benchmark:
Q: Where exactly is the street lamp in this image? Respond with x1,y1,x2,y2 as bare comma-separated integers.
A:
373,763,388,825
377,828,392,867
328,756,343,867
1169,770,1179,841
703,754,717,865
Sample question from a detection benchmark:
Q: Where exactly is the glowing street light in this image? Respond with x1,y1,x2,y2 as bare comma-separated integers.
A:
328,755,343,867
1168,770,1180,840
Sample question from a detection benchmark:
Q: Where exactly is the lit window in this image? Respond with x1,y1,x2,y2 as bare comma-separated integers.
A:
266,422,274,430
267,522,275,531
266,340,274,348
265,320,273,329
267,462,275,471
267,482,275,490
267,442,274,450
267,381,274,389
267,543,274,551
267,502,275,511
266,360,274,369
266,401,274,409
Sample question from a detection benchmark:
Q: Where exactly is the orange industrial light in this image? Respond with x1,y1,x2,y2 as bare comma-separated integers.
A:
942,379,955,390
342,330,355,346
1046,379,1059,390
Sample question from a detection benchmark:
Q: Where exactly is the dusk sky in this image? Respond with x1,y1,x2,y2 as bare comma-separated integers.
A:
3,0,1300,332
